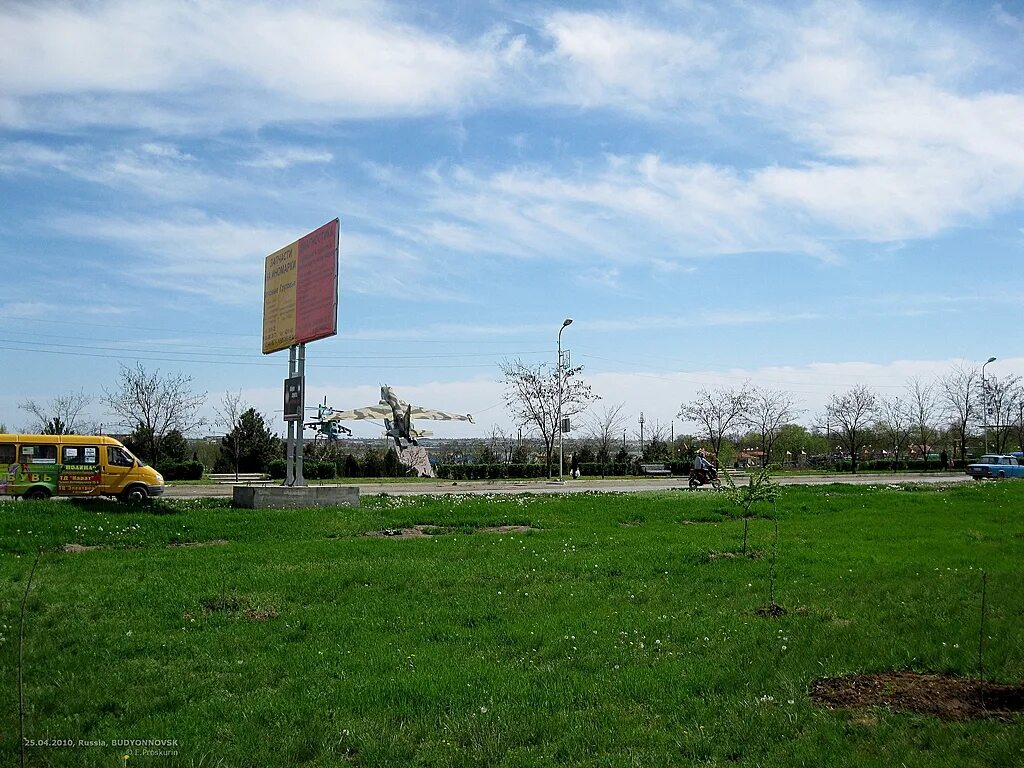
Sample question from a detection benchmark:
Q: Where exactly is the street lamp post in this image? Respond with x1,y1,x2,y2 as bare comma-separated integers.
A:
982,356,997,455
638,412,645,456
557,318,573,482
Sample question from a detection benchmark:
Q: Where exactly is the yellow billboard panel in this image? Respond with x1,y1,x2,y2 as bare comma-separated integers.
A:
262,243,298,354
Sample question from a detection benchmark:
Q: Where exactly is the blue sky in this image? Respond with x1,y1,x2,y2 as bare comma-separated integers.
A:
1,0,1022,439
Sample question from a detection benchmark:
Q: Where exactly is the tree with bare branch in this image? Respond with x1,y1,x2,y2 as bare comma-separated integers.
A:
875,395,912,468
678,384,753,457
500,359,598,477
906,377,941,463
584,403,629,474
940,365,981,463
825,385,878,473
215,390,246,481
984,374,1023,454
743,387,801,467
103,363,206,466
18,391,93,435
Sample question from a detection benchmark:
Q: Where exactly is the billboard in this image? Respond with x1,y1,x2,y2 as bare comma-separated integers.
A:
262,219,340,354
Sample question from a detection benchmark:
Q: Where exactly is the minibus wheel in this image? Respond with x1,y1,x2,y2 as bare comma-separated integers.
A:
120,485,150,504
24,487,52,501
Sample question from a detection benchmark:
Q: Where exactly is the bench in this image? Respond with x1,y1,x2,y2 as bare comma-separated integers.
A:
208,472,274,485
639,463,672,476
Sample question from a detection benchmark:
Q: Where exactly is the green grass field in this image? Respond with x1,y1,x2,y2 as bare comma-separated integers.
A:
2,483,1023,767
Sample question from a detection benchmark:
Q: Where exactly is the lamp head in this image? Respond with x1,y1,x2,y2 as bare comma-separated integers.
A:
986,356,997,364
562,318,573,328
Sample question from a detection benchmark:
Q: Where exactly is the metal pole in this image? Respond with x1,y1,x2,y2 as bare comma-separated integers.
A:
295,343,307,486
982,357,996,455
557,318,572,482
285,345,296,486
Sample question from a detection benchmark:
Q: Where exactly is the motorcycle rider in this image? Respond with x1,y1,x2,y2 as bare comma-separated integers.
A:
693,449,717,483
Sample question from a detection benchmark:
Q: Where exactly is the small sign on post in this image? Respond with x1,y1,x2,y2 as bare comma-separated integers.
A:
561,416,571,433
284,376,304,422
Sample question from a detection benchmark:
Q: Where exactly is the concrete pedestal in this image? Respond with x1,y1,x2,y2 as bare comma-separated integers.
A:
232,484,360,509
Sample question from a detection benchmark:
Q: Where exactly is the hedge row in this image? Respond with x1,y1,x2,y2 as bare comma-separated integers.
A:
267,458,401,480
820,458,965,472
266,459,697,481
434,462,684,480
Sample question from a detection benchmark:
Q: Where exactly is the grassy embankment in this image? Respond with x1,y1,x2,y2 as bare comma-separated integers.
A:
1,482,1022,766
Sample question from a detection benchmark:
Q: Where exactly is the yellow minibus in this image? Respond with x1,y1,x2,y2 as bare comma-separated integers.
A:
0,434,164,502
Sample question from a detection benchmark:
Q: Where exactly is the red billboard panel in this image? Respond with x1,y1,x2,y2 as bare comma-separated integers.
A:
295,219,339,345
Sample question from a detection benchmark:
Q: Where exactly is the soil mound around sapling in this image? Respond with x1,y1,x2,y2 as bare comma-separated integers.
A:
364,527,431,539
479,525,535,534
810,672,1024,721
364,524,537,539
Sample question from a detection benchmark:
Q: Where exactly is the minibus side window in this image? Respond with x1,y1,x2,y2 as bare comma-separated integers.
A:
0,443,15,465
107,447,135,468
20,445,57,464
62,445,100,466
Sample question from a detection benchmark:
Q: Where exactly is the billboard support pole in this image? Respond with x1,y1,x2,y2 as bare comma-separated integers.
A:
285,345,297,486
295,343,307,486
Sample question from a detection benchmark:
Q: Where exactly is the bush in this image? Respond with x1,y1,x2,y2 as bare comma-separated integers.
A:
155,460,204,481
340,454,360,478
304,460,336,480
268,458,336,480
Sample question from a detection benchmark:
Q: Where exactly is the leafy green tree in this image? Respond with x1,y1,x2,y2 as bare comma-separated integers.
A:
217,408,279,473
124,424,155,463
161,429,190,463
342,454,360,478
383,447,401,477
772,423,823,466
642,434,669,462
362,447,384,477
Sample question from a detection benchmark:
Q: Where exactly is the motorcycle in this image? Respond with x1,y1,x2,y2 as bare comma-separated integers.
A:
688,466,721,488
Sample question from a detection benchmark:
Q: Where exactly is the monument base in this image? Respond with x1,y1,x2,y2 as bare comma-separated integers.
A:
399,445,434,477
232,484,360,509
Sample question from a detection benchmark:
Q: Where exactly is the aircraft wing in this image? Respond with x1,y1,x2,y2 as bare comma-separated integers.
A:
407,407,474,423
321,405,393,422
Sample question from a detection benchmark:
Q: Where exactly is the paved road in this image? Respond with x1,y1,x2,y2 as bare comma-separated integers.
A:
164,472,973,499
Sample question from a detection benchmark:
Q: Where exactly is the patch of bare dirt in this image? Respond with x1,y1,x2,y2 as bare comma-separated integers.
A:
810,672,1024,721
364,526,431,539
168,539,230,548
197,595,278,622
705,550,763,561
364,524,536,538
755,603,787,618
61,543,104,553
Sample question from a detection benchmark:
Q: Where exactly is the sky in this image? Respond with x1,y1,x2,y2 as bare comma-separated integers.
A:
0,0,1022,441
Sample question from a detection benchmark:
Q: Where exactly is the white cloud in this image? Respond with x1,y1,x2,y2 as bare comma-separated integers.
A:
542,12,718,110
0,0,506,130
242,147,334,170
0,140,228,201
57,213,294,303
